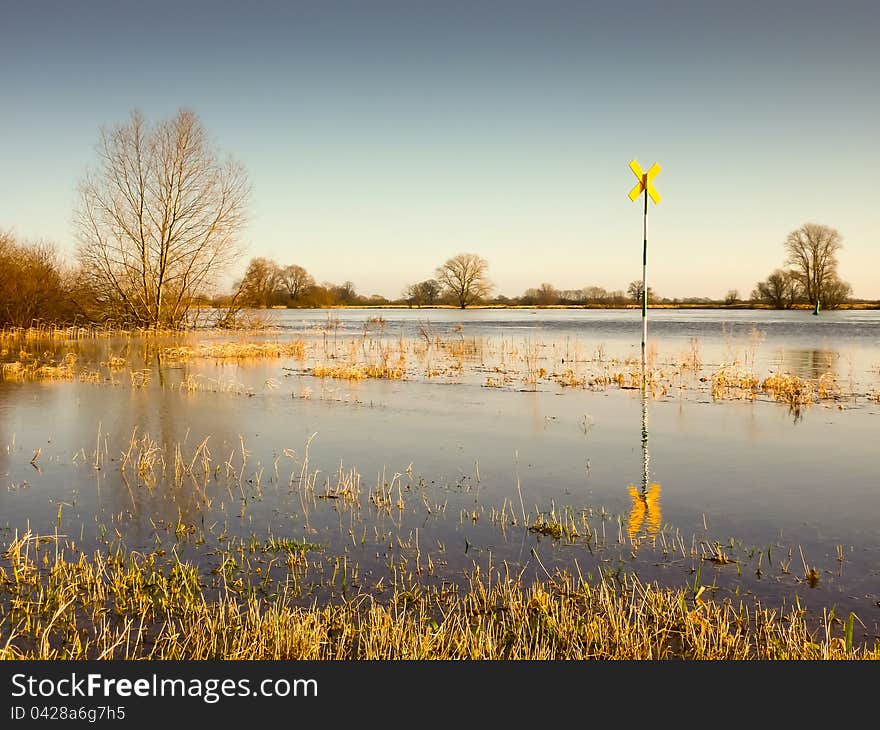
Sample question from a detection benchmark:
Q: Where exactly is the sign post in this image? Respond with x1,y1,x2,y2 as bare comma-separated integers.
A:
628,159,661,387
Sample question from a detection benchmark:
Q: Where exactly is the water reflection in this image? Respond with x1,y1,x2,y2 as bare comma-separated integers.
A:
628,387,661,540
772,349,838,380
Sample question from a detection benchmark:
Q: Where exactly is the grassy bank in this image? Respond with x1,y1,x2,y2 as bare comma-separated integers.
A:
0,537,874,660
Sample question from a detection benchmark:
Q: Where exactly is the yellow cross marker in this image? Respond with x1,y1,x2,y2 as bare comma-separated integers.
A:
628,159,661,203
628,158,662,384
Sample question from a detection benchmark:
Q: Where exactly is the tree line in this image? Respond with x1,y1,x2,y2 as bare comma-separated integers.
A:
0,109,867,328
227,252,657,310
228,225,855,311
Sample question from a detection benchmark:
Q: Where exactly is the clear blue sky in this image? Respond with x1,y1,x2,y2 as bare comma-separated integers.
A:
1,0,877,299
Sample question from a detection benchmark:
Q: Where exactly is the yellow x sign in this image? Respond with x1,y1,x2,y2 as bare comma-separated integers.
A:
628,160,661,204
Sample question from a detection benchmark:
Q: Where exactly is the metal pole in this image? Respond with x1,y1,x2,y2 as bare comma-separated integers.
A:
641,386,649,493
641,182,648,385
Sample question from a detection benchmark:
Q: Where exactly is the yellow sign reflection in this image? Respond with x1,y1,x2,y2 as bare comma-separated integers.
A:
627,483,662,539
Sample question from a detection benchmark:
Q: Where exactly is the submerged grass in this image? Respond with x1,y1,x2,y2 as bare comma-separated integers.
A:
160,340,307,361
0,535,875,660
0,351,102,383
311,362,406,380
3,323,875,412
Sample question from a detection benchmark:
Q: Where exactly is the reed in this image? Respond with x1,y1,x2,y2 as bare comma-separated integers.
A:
311,362,405,380
0,535,875,660
161,340,307,361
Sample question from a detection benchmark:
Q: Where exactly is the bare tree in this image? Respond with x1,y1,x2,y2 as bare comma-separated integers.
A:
820,276,853,310
522,283,560,306
724,289,739,305
627,280,654,304
582,286,609,304
435,253,492,309
75,109,249,327
402,279,441,307
751,269,800,309
279,264,314,303
332,280,358,304
0,231,75,326
784,223,847,307
416,279,441,306
536,282,560,305
237,257,282,307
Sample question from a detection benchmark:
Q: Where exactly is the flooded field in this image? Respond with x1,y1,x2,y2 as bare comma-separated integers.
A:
2,308,879,648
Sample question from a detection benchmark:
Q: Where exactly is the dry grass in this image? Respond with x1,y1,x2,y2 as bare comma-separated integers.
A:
0,352,101,383
0,324,193,341
555,368,589,388
710,365,760,400
161,340,307,361
761,371,838,406
706,366,841,408
2,325,873,410
311,362,405,380
0,535,875,660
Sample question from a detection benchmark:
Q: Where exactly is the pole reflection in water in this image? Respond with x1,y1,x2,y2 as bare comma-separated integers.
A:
628,385,661,540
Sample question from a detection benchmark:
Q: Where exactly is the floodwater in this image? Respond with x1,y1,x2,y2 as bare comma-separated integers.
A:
2,308,879,641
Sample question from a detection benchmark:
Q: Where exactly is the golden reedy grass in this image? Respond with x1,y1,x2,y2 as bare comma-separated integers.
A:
312,362,405,380
0,537,875,660
161,340,307,361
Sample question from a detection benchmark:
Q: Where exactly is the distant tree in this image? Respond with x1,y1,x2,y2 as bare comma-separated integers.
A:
435,253,493,309
627,280,655,304
418,279,441,305
724,289,739,305
627,280,642,303
536,283,559,306
237,257,282,307
403,279,442,307
402,284,416,307
279,265,314,304
302,283,333,307
522,283,560,306
820,276,852,310
75,109,248,327
784,223,850,307
315,280,360,306
583,286,609,304
333,280,358,305
751,269,800,309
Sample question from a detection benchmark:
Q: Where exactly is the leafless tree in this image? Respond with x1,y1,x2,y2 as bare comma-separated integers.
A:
751,269,800,309
74,109,249,327
820,276,853,309
332,280,358,304
435,253,492,309
417,279,441,305
536,282,560,305
0,231,79,326
237,257,282,307
582,286,609,304
784,223,847,307
522,283,560,306
627,280,654,304
402,279,441,307
279,264,314,302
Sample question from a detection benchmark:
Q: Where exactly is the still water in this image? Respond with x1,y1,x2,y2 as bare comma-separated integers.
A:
2,308,879,639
